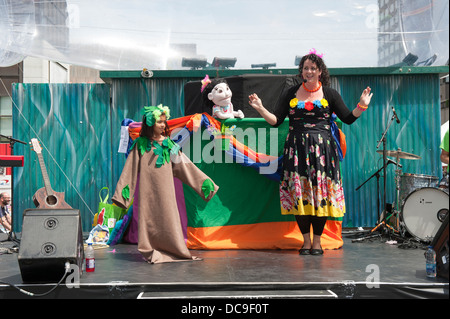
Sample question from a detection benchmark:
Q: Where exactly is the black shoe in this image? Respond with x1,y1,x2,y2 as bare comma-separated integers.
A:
310,247,323,255
299,247,311,255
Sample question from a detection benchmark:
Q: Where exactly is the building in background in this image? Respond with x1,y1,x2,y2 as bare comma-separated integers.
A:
377,0,404,67
378,0,448,68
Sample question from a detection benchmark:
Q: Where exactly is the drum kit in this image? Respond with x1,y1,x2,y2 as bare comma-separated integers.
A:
356,148,449,243
352,108,449,244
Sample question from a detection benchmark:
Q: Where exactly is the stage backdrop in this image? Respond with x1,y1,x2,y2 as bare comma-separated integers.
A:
11,67,446,233
103,68,445,230
121,113,344,250
182,72,445,229
180,115,343,250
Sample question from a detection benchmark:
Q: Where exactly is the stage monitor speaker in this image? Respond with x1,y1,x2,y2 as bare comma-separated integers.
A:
431,214,449,279
18,209,84,283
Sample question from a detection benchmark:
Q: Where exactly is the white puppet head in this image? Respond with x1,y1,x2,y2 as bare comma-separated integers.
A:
208,82,232,107
201,76,244,119
202,77,232,107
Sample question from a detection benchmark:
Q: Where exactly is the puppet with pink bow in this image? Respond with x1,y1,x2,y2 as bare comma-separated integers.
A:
201,75,244,119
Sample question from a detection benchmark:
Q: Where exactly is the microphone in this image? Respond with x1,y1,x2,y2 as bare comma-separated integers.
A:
387,158,402,168
391,106,400,124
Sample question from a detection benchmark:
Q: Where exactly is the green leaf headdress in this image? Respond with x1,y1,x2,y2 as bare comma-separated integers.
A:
142,104,171,127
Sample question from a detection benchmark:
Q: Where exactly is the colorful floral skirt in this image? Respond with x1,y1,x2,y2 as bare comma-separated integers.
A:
279,128,345,218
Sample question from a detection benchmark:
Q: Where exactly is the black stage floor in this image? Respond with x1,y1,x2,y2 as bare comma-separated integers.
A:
1,230,448,302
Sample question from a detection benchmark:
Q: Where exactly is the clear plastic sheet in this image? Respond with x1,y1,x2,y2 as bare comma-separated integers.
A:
400,0,449,66
0,0,448,70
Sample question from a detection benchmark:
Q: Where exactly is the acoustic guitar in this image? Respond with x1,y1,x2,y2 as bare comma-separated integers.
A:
30,138,72,209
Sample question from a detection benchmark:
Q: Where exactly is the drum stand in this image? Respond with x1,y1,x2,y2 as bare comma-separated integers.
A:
393,158,404,237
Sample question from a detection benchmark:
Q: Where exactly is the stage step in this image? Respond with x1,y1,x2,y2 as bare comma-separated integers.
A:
137,289,337,299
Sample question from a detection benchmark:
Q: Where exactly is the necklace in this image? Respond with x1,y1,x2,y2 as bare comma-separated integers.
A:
302,81,322,93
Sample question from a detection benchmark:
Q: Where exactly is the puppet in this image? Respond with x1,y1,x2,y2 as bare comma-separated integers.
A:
201,75,244,119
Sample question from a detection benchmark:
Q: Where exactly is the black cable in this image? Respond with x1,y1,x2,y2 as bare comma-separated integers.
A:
0,261,71,297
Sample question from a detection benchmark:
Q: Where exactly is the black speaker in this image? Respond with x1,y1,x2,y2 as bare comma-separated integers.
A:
18,209,84,283
431,214,449,279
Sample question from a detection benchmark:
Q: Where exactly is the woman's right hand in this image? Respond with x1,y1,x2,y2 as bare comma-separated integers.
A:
248,93,263,111
248,93,278,126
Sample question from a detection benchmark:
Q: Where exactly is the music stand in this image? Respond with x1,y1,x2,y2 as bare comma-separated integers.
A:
0,134,27,245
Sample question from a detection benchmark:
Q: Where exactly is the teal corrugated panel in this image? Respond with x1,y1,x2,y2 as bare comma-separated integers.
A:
12,83,112,232
112,77,189,121
334,74,442,227
108,72,443,228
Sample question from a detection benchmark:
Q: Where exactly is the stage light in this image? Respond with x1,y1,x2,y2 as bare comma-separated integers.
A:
416,54,437,66
402,53,419,65
391,53,419,67
251,63,276,69
181,57,207,69
212,57,237,69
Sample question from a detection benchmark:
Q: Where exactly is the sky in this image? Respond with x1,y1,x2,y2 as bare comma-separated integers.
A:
1,0,448,70
68,0,381,69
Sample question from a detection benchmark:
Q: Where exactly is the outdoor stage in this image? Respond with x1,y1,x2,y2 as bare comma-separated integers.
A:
0,229,448,302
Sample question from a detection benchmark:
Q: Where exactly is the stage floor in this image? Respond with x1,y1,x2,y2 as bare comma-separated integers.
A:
1,230,448,301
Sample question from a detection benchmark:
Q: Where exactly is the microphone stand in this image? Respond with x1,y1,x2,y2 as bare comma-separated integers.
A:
352,112,398,242
0,134,27,245
355,159,400,226
376,113,396,227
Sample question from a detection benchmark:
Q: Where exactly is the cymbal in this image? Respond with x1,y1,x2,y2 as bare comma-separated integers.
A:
376,149,421,160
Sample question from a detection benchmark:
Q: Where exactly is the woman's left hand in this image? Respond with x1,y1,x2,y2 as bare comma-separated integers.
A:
360,87,373,106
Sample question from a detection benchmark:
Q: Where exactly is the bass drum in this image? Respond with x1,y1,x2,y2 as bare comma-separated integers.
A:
399,173,438,204
401,187,449,241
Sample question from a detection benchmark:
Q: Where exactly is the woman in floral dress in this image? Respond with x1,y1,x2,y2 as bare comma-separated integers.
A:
249,50,373,255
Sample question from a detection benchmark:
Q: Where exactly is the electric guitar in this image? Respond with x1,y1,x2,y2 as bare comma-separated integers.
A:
30,138,72,209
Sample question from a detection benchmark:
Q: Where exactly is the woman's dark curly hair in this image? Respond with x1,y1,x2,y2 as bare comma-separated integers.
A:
298,54,330,87
201,78,229,108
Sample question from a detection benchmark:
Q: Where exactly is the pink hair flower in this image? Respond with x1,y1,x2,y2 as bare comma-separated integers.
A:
308,48,324,58
201,74,211,92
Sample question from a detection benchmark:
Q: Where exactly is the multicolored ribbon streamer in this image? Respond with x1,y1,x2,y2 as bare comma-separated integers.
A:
125,113,283,180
